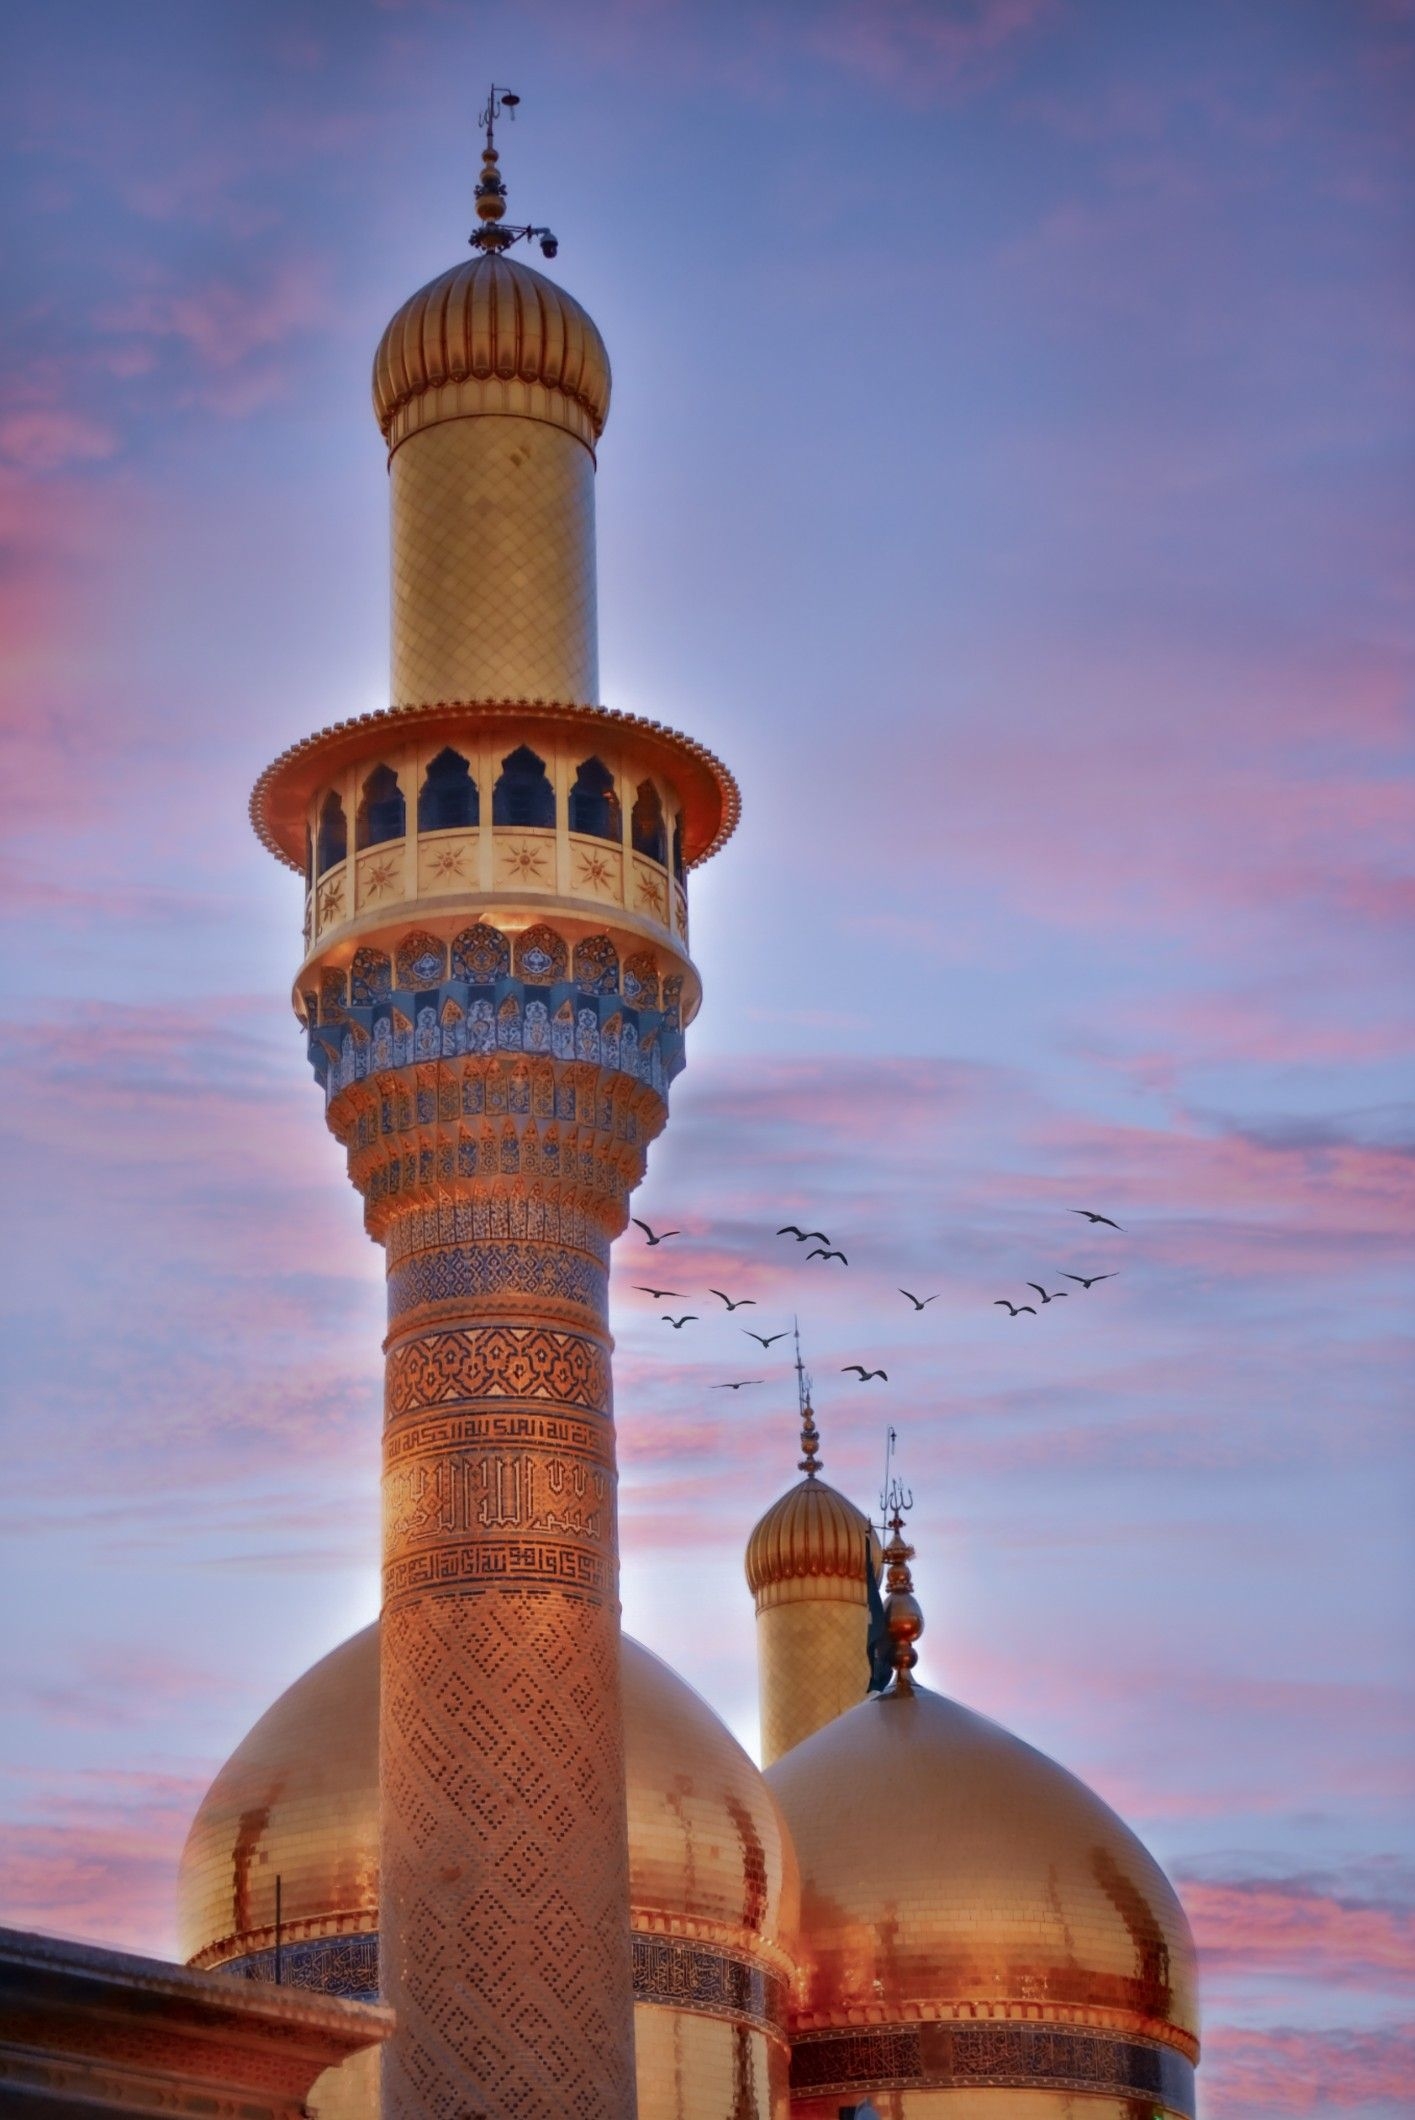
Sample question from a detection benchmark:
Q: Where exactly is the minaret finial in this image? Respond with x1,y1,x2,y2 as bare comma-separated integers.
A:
470,85,560,260
878,1456,923,1695
794,1318,821,1477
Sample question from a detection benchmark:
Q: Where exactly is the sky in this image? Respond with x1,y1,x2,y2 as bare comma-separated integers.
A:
0,1,1411,2112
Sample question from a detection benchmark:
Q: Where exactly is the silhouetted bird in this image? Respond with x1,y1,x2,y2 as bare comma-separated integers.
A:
636,1286,683,1300
1070,1208,1124,1229
777,1225,832,1244
709,1290,756,1311
743,1328,789,1348
842,1365,888,1382
712,1379,765,1391
1063,1272,1118,1290
994,1300,1036,1316
1027,1283,1069,1305
660,1314,697,1329
808,1248,848,1264
634,1218,681,1245
899,1289,939,1310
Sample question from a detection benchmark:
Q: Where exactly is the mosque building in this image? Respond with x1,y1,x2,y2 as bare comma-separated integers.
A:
0,97,1199,2120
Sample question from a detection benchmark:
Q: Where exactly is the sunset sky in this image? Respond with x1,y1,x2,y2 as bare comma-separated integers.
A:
1,2,1412,2112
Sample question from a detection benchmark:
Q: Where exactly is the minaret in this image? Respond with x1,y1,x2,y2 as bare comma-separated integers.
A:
744,1345,880,1766
250,92,736,2120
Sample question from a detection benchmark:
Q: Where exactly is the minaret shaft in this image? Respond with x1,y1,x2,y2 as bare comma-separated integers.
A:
391,415,598,710
255,211,736,2120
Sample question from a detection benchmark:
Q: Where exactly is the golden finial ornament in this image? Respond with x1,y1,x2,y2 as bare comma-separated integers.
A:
469,84,559,259
794,1319,822,1477
879,1459,923,1695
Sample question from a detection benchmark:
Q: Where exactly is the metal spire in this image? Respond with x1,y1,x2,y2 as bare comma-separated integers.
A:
794,1318,822,1477
469,85,559,260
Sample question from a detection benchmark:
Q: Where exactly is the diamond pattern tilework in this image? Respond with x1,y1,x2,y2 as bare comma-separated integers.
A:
391,416,598,710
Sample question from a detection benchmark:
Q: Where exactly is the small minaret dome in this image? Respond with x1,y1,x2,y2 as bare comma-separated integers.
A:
372,251,612,453
745,1374,881,1766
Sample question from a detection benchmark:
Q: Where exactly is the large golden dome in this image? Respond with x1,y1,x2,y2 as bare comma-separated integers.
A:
179,1625,797,2118
372,251,611,450
767,1684,1199,2115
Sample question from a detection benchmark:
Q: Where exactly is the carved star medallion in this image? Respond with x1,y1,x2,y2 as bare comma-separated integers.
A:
362,858,398,899
504,842,548,882
428,846,466,881
575,849,614,891
317,879,344,923
635,875,667,917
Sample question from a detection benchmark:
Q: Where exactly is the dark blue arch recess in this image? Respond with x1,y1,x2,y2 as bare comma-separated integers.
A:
492,745,555,829
419,747,479,832
568,756,621,842
357,764,406,850
631,779,666,865
316,790,346,875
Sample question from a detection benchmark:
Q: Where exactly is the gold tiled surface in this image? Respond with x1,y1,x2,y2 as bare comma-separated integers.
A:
390,417,597,709
373,253,611,447
180,1623,799,2120
635,2009,789,2120
177,1631,378,1968
757,1596,872,1768
624,1637,798,1966
765,1687,1199,2055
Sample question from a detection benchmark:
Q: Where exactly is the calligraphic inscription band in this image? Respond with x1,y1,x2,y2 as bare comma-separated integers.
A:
380,1242,635,2120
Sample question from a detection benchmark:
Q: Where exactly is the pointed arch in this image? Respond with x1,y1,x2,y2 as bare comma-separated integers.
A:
514,925,569,984
418,746,479,832
568,757,621,843
453,923,510,985
396,930,447,988
356,764,405,850
631,779,667,865
492,745,555,829
316,790,346,874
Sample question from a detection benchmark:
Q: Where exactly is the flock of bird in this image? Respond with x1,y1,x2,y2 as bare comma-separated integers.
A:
627,1206,1125,1390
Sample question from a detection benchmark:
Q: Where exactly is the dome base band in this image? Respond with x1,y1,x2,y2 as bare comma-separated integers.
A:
789,2019,1195,2116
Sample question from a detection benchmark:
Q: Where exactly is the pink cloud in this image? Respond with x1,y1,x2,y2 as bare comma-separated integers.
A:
0,1769,205,1957
1201,2023,1415,2116
0,408,119,473
1186,1874,1415,1993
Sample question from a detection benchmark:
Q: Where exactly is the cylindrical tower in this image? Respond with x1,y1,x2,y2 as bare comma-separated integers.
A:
251,120,737,2120
744,1396,880,1768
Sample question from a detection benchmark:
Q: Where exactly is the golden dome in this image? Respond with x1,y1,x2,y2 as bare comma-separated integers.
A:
372,252,611,449
180,1624,795,1981
745,1400,878,1611
766,1685,1199,2062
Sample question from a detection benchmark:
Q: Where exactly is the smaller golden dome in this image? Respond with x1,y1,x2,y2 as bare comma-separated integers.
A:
745,1399,879,1610
372,252,611,448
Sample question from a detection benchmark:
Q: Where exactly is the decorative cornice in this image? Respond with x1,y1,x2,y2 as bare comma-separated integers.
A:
250,697,740,876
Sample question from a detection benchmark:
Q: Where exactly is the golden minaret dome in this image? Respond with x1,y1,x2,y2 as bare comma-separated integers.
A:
744,1400,873,1599
372,250,612,452
179,1624,799,2119
745,1380,882,1767
765,1516,1200,2118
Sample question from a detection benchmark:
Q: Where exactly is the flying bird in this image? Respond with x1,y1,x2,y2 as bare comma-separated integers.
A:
1063,1272,1118,1290
1070,1209,1124,1230
841,1365,888,1382
1027,1283,1069,1305
709,1290,757,1311
712,1379,765,1391
633,1218,681,1245
777,1225,832,1244
660,1314,698,1329
994,1300,1036,1316
636,1286,683,1300
898,1289,939,1311
808,1248,848,1264
743,1329,790,1349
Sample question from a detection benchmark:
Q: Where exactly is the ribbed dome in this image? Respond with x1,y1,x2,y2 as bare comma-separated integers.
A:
745,1474,877,1605
179,1624,795,1978
372,252,611,446
766,1685,1199,2063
